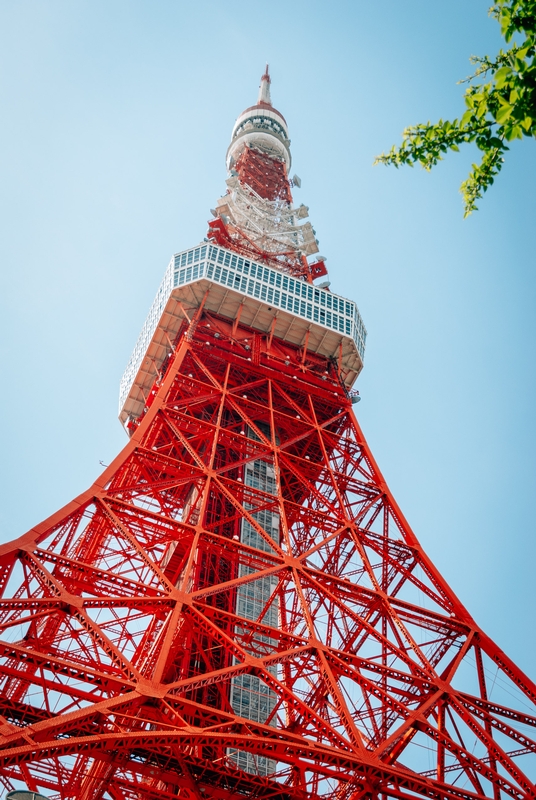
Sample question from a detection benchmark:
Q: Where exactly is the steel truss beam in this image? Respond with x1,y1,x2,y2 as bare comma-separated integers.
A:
0,311,534,799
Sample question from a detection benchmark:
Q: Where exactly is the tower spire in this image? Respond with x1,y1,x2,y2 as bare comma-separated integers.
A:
257,63,272,105
212,68,328,281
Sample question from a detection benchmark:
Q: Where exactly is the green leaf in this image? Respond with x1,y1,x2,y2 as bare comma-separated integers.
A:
496,102,514,123
505,124,523,140
460,109,474,127
375,0,536,216
494,65,513,87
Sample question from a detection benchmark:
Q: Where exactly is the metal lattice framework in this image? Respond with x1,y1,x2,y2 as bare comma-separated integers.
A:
0,308,534,800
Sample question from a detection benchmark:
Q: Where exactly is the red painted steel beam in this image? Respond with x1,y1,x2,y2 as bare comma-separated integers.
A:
0,313,533,798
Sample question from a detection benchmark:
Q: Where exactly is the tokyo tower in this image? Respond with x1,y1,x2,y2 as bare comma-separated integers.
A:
0,67,534,800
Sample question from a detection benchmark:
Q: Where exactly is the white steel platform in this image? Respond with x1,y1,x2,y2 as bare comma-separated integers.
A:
119,243,367,426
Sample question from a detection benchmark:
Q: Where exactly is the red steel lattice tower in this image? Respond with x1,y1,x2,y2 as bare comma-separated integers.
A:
0,69,534,800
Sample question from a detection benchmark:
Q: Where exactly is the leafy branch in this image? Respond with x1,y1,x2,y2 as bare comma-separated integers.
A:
374,0,536,216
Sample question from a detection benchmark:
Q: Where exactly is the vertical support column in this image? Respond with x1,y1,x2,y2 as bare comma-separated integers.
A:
228,423,280,776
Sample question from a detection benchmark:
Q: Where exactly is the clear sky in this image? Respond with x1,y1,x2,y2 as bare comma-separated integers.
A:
1,1,535,679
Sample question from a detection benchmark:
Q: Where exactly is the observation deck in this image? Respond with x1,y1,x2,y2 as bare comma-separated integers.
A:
119,243,367,427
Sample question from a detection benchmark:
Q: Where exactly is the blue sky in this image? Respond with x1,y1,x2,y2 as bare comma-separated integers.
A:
1,1,535,678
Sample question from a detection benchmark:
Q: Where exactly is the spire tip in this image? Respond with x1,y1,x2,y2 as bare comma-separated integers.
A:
257,65,272,105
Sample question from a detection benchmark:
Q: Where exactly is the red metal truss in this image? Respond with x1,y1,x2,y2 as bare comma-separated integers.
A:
206,217,314,281
208,144,325,281
0,311,534,800
233,147,293,204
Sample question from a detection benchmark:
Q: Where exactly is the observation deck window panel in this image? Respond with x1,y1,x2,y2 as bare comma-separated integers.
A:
230,748,276,778
236,569,278,618
249,508,279,540
241,519,273,553
245,461,276,495
231,676,277,723
122,244,367,417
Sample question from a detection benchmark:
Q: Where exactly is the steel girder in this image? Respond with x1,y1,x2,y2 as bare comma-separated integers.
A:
0,311,534,800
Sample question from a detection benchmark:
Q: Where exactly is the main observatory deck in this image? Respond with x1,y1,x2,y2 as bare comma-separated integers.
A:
119,243,367,426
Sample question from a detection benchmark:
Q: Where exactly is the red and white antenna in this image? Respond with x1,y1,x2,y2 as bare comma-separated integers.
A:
208,68,328,281
258,63,272,105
